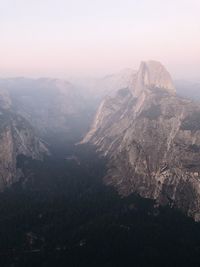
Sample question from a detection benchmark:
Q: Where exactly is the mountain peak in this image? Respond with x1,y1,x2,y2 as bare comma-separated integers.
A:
133,60,176,96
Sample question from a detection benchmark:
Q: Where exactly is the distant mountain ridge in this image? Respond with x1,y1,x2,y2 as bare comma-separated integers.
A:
72,68,136,103
0,77,92,137
175,79,200,100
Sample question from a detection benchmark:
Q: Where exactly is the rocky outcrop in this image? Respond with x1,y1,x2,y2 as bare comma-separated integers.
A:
0,90,48,190
82,60,200,220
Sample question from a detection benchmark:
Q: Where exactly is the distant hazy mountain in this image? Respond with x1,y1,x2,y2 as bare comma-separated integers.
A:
74,68,136,100
82,60,200,220
175,79,200,100
0,77,96,139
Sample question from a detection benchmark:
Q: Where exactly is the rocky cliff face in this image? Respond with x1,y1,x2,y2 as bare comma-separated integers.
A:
0,90,48,190
82,60,200,220
132,61,176,96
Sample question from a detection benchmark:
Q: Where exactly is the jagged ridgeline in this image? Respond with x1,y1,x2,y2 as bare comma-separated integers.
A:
82,60,200,221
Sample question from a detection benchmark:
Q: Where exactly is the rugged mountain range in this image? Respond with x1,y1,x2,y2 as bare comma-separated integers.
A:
1,64,200,218
0,89,47,190
82,60,200,220
1,72,197,141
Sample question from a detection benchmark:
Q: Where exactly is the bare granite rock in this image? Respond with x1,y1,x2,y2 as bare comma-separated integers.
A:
0,91,48,190
82,60,200,220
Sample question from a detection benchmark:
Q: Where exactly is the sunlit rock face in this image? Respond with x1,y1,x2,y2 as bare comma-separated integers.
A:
0,90,48,190
132,60,176,97
82,61,200,221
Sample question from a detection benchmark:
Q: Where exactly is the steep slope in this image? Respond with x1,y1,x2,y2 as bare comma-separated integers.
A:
82,60,200,220
0,89,48,189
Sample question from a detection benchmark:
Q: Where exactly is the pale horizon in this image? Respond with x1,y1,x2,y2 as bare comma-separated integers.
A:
1,0,200,81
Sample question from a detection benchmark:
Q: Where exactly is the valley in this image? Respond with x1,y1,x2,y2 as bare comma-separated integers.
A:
1,1,200,265
0,62,200,266
1,142,200,267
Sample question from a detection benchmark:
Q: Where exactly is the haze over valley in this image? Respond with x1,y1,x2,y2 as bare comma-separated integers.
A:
1,1,200,266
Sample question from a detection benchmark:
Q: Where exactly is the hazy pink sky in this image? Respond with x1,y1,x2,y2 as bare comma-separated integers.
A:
1,0,200,80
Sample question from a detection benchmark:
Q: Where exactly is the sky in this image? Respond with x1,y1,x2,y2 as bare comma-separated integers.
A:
0,0,200,80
